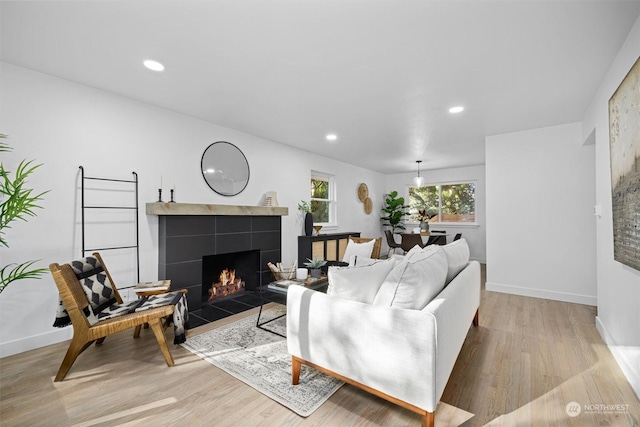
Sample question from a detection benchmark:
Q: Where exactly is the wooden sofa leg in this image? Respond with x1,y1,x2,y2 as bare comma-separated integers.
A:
422,411,434,427
149,319,174,367
292,356,301,385
473,309,479,327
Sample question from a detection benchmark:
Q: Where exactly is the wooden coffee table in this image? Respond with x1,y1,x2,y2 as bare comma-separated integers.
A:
255,276,328,337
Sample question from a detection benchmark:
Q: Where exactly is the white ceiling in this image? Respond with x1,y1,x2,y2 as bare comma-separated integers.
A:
2,1,639,174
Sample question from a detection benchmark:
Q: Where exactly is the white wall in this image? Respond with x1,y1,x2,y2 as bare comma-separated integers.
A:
384,165,486,263
0,62,385,357
485,123,597,306
581,15,640,397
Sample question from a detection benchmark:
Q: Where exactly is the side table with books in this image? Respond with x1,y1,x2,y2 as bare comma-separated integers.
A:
256,276,328,337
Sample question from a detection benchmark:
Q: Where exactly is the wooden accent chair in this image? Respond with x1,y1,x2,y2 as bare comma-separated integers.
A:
49,252,182,382
349,236,382,259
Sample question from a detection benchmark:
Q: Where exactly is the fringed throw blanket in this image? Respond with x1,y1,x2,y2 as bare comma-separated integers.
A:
53,256,189,344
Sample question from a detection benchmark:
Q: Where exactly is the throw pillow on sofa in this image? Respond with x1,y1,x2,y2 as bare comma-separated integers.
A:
342,238,376,263
327,258,397,304
372,245,448,310
442,238,470,284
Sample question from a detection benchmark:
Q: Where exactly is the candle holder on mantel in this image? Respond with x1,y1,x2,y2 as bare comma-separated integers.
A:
169,189,176,203
157,189,163,202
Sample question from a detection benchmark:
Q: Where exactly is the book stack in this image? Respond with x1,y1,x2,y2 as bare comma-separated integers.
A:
135,280,171,293
267,279,299,291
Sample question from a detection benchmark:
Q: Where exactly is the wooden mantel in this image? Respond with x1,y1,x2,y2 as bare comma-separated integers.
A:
146,202,288,216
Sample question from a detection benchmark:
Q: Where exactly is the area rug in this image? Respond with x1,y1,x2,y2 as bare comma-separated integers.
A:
181,306,343,417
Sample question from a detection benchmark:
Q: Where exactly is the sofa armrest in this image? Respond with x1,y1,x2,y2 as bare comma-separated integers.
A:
423,260,480,401
287,285,439,411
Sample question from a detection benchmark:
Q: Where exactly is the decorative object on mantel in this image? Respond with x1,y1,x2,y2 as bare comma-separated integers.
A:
608,56,640,272
298,200,313,236
313,225,322,236
263,191,279,207
357,183,373,215
169,188,175,203
201,141,250,196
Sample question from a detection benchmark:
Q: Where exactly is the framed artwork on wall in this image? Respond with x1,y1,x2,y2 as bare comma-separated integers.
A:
608,56,640,272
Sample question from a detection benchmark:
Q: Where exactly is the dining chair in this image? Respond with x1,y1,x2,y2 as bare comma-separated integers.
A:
400,233,425,253
384,230,403,257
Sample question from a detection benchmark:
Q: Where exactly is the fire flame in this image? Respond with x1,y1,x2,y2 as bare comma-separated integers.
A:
219,268,236,286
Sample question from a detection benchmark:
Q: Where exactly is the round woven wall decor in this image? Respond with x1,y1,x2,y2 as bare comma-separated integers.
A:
357,183,369,202
364,197,373,214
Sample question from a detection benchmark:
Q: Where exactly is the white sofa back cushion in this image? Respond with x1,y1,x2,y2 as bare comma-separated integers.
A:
327,258,397,304
442,238,470,284
342,238,376,263
373,245,448,310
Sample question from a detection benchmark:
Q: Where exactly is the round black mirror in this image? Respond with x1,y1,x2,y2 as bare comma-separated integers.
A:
201,142,250,196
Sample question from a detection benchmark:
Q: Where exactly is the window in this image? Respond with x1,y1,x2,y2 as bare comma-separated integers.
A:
408,181,476,224
310,171,336,225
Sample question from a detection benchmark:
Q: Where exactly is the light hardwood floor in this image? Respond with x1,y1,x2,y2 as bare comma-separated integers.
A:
1,265,638,426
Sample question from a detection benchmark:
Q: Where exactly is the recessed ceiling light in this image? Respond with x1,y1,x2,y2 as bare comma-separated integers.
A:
143,60,165,72
449,106,464,114
326,134,337,141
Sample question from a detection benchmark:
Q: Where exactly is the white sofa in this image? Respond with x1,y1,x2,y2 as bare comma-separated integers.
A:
286,239,480,427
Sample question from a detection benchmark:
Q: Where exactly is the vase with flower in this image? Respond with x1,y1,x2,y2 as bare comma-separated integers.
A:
418,209,430,232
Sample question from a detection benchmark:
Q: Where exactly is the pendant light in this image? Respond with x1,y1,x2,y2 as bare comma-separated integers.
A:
413,160,424,186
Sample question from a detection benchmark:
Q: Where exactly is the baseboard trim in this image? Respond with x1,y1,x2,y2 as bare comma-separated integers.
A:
0,327,71,358
595,316,640,400
485,282,597,306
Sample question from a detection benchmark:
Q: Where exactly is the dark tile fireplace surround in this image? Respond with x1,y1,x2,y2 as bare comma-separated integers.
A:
151,202,288,328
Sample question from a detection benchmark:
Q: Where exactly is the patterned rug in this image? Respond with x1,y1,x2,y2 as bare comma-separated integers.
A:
181,306,343,417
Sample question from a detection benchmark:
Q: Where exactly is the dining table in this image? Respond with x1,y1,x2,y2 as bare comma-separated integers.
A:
400,231,449,252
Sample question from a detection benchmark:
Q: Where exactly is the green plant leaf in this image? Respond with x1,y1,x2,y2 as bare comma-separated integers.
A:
0,134,49,292
0,261,48,294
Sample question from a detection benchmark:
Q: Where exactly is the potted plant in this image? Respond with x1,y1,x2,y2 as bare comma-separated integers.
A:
0,133,49,294
298,200,313,236
381,190,408,234
303,257,327,278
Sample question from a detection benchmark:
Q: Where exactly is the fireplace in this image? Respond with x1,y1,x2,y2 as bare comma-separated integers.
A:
202,250,260,302
151,202,287,311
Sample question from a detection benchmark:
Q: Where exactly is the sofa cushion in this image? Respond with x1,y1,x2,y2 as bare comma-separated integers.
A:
348,256,377,267
442,238,470,284
342,238,376,263
373,245,448,310
327,258,397,304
